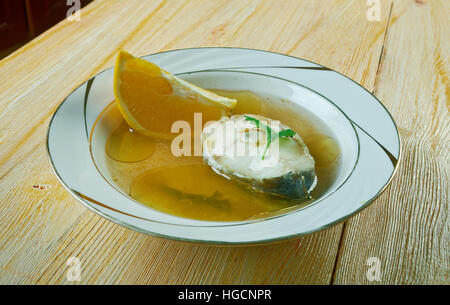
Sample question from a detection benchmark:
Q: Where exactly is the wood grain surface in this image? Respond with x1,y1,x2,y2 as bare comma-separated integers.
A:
0,0,447,284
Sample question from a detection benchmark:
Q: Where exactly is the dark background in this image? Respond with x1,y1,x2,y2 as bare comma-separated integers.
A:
0,0,92,59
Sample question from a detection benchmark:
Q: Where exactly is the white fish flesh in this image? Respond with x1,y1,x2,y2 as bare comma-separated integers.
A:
201,114,317,200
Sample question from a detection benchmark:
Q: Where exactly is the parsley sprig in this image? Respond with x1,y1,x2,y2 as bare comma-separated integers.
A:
244,115,296,160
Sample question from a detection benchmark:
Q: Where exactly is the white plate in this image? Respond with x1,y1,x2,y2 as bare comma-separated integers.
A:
47,47,401,245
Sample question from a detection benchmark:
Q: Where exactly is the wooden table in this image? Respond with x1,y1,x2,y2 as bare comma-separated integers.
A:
0,0,448,285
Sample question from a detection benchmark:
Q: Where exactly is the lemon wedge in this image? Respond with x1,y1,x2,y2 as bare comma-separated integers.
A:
113,51,237,139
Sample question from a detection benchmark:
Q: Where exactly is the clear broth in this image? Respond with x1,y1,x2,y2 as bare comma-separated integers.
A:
99,90,341,221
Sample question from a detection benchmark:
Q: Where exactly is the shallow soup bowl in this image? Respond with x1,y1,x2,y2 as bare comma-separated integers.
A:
47,48,400,245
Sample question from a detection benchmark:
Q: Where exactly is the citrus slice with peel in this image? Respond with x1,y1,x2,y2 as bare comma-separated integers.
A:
113,51,237,139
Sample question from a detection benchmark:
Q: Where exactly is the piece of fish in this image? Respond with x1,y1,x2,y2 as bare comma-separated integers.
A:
201,114,317,200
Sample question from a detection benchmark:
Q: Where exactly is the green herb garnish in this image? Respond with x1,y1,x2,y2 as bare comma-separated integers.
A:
244,115,296,160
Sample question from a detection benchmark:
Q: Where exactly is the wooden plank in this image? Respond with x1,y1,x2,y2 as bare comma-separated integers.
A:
0,0,393,284
333,0,449,284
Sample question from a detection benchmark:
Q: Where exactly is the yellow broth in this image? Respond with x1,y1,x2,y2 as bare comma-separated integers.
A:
99,90,341,221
